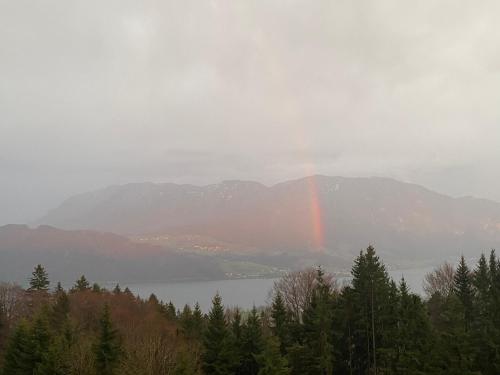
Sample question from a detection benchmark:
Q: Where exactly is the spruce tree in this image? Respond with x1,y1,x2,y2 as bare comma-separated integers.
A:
92,283,102,293
1,320,35,374
300,268,334,375
271,292,290,354
453,256,474,330
238,306,264,375
55,281,64,294
93,304,122,375
393,279,436,374
471,253,499,374
173,352,198,375
71,275,90,292
433,295,476,374
232,308,242,341
349,246,392,373
50,290,70,331
192,302,205,338
166,301,177,320
202,293,237,375
180,304,194,338
256,337,290,375
29,264,50,291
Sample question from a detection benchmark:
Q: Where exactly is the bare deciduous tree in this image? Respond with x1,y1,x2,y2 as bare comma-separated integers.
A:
423,262,455,298
270,267,336,321
0,282,26,325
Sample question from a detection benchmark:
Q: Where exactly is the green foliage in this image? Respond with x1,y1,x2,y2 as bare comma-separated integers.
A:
256,337,290,375
300,268,334,375
71,275,90,292
202,293,238,375
173,351,199,375
270,292,290,355
93,304,122,375
29,264,50,291
237,306,263,375
454,256,474,330
4,246,500,375
2,320,35,374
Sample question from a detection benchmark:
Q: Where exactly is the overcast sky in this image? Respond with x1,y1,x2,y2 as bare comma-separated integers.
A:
1,0,500,224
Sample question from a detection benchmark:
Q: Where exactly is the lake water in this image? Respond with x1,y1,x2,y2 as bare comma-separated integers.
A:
125,266,435,311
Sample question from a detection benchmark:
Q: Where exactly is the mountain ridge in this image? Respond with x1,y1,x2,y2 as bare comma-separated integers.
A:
37,175,500,262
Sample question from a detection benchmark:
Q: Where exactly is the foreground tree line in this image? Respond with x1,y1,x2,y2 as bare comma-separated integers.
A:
0,246,499,374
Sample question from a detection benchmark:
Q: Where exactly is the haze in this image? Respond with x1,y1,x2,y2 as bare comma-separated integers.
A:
2,0,500,225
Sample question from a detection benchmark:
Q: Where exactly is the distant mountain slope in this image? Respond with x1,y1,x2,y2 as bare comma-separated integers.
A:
0,224,225,284
38,176,500,262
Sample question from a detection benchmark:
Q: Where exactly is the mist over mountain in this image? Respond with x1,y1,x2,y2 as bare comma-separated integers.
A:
38,176,500,264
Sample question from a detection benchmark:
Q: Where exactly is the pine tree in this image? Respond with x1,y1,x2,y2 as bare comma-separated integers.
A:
113,284,122,294
256,337,290,375
300,268,334,375
433,295,476,374
471,253,499,375
31,309,52,368
29,264,50,291
93,304,122,375
473,253,490,315
180,304,194,338
392,278,436,374
192,302,205,338
238,306,264,375
202,293,237,375
123,287,134,298
1,320,35,374
55,281,64,294
348,246,393,374
232,308,242,341
71,275,90,292
36,326,73,375
271,292,290,354
166,301,177,320
453,256,474,330
173,351,198,375
92,283,102,293
50,290,70,332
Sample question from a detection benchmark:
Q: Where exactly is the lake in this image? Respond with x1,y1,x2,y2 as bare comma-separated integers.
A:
125,265,435,311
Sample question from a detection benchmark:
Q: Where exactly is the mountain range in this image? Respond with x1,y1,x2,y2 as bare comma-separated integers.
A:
37,175,500,264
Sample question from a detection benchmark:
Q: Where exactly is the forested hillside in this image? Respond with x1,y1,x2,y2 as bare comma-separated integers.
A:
1,247,499,374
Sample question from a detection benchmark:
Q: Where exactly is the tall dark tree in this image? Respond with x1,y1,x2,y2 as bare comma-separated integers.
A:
270,292,290,354
238,306,264,375
202,293,237,375
192,302,205,337
392,279,436,374
453,256,474,330
180,304,194,338
1,320,35,374
471,252,500,375
93,304,122,375
29,264,50,291
165,301,177,321
232,308,242,341
433,294,476,374
348,246,393,374
256,336,290,375
300,268,334,375
50,291,70,331
71,275,90,292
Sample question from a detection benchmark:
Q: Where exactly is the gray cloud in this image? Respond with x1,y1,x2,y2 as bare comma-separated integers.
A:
1,0,500,224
